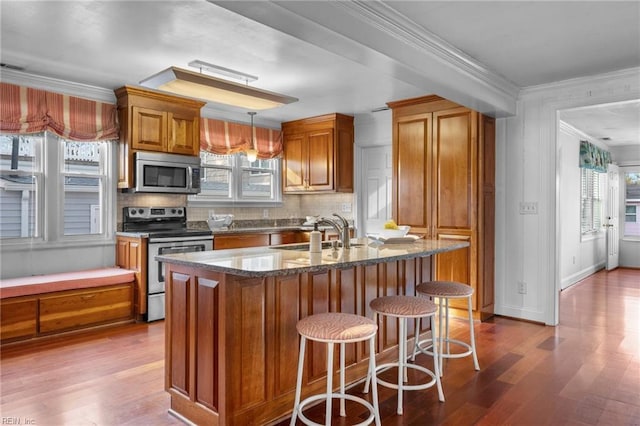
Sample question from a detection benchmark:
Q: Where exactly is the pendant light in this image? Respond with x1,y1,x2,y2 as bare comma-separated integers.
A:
246,111,258,163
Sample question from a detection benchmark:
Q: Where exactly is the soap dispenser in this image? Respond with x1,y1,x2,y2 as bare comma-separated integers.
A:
309,223,322,253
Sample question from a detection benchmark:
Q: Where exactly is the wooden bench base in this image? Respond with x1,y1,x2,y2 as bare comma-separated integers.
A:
0,268,135,345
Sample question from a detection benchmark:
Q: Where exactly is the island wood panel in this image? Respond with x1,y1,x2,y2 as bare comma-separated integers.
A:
163,255,435,426
167,272,189,396
272,274,303,398
196,276,219,412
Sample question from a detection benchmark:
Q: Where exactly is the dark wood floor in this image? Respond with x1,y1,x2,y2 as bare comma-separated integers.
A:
1,268,638,425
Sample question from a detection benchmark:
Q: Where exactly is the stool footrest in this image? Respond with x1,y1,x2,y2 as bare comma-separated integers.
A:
415,337,473,359
374,362,437,391
297,393,377,426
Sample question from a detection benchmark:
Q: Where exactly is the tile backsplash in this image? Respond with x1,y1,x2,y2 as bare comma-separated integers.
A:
117,192,355,224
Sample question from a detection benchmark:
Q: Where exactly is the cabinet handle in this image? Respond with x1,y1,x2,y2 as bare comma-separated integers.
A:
81,294,97,300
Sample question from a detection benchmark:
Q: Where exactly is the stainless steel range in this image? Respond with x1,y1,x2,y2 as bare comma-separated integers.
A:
123,207,213,321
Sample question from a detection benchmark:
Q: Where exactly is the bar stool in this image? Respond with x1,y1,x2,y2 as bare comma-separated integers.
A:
363,295,444,415
413,281,480,375
291,312,381,426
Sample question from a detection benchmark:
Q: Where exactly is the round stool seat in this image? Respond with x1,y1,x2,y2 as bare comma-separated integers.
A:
364,295,444,415
413,281,480,375
370,295,437,318
291,312,381,426
416,281,473,298
297,312,377,343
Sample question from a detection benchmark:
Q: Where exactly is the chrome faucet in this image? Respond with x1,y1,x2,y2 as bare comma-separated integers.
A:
318,213,351,249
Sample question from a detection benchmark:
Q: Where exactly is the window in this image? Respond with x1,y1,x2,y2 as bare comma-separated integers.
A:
580,168,603,235
624,171,640,237
190,151,281,205
62,140,106,235
0,132,113,242
0,134,41,239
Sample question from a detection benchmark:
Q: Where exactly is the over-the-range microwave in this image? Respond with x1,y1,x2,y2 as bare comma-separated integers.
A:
132,151,201,194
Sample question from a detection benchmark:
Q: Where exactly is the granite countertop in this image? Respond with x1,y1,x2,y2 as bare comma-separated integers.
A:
155,237,470,277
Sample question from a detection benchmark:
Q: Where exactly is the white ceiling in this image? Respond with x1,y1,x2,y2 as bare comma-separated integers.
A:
1,1,639,146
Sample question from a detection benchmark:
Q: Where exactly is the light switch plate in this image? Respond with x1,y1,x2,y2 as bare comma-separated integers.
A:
519,201,538,215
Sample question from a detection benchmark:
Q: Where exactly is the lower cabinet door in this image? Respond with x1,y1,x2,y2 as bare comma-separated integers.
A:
39,284,133,334
0,297,37,342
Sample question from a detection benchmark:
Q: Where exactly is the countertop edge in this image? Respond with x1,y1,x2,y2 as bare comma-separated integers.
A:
156,240,470,277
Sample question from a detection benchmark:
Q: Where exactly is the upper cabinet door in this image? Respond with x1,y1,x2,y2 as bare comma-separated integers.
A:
432,107,477,232
131,106,166,152
167,111,199,156
283,133,306,191
393,114,431,231
306,129,334,191
281,113,353,194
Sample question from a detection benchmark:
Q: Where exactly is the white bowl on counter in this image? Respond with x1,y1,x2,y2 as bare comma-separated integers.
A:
207,214,234,229
379,225,411,238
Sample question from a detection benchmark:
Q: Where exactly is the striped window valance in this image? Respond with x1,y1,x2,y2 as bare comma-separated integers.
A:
0,82,118,141
200,117,283,159
579,140,611,173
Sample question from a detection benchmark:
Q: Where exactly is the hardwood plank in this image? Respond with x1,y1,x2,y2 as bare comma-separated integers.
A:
1,267,638,425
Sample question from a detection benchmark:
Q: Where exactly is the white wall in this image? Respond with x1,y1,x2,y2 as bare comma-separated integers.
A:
558,122,607,289
496,67,640,325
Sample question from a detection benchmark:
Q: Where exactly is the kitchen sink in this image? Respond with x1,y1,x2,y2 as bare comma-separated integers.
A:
272,242,366,251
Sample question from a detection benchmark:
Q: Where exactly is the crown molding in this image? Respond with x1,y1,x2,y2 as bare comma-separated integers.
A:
0,68,116,103
212,0,518,116
335,1,519,101
520,67,640,98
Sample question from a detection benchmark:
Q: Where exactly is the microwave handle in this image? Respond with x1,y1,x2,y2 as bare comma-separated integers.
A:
188,166,193,191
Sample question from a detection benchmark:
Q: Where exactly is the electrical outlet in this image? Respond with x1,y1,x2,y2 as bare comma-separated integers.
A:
518,281,527,294
519,202,538,215
262,209,269,218
341,202,352,213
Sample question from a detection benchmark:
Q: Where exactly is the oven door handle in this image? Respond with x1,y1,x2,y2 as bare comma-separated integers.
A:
149,235,213,243
158,245,205,255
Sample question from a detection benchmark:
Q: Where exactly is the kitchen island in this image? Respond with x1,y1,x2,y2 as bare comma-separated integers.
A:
157,237,469,426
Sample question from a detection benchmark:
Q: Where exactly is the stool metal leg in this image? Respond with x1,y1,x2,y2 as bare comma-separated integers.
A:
363,312,377,394
368,336,381,426
325,343,334,426
468,295,480,371
291,336,307,426
397,317,405,415
431,315,445,402
339,342,346,417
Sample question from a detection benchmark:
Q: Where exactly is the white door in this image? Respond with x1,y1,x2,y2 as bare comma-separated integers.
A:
606,164,620,270
359,145,392,236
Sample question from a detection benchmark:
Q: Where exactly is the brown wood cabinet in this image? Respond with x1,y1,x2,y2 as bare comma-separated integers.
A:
281,113,354,193
0,283,134,344
213,230,309,250
39,285,133,334
0,297,37,342
164,256,432,425
116,235,148,318
114,86,205,189
388,95,495,320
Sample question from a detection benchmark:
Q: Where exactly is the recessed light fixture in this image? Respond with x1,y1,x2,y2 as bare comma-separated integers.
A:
139,60,298,110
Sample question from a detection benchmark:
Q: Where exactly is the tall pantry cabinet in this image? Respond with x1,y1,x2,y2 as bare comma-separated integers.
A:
388,95,495,320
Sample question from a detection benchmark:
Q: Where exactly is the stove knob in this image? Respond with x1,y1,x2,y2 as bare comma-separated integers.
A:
129,209,136,215
171,208,177,214
177,208,183,215
138,209,144,215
